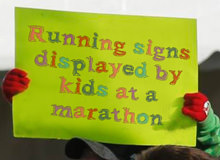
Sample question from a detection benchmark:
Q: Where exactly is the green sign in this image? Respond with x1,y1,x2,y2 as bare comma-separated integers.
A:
15,7,198,146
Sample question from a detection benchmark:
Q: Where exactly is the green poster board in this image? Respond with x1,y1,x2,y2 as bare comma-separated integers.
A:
14,7,198,146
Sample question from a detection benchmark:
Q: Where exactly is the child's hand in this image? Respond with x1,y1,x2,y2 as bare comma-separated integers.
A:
182,92,210,122
2,68,30,103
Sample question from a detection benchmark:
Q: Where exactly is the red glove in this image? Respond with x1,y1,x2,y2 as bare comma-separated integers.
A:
2,68,30,103
182,92,210,122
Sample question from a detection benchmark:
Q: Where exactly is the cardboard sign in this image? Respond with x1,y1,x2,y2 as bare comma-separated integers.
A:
14,7,198,146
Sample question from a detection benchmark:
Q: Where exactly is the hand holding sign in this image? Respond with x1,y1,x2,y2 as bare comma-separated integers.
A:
182,93,210,122
2,68,30,102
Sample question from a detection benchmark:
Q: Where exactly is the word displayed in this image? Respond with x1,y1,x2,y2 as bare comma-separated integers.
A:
35,50,183,85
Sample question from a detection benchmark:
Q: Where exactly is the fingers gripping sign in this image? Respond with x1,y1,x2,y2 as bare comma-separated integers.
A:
2,68,30,103
182,92,210,122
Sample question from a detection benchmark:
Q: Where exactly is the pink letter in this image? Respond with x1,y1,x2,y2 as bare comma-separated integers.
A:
109,63,122,78
29,25,46,42
59,76,73,93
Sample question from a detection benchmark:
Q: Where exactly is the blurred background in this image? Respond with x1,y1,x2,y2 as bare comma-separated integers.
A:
0,0,220,159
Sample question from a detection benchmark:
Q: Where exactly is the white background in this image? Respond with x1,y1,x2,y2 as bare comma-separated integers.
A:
0,0,220,70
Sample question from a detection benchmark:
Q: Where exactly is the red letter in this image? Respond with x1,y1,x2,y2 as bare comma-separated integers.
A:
113,41,126,56
50,51,57,68
96,61,108,73
75,78,82,94
180,48,190,60
87,108,98,120
77,36,90,47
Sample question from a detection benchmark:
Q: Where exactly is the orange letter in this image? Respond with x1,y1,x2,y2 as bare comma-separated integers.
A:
169,70,182,85
87,108,98,120
180,48,190,60
113,41,126,56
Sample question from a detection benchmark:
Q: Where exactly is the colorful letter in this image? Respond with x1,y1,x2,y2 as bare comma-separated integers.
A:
116,88,128,99
58,57,70,68
74,106,86,118
166,47,178,58
87,108,98,120
146,39,152,56
135,62,147,78
113,41,126,56
146,90,158,102
82,79,95,96
111,109,121,122
92,32,98,49
137,113,148,124
96,61,108,73
77,36,90,47
109,63,122,78
151,114,162,125
50,51,57,68
169,70,183,85
96,85,108,96
29,25,46,42
47,32,61,43
100,39,112,50
180,48,190,60
153,47,165,61
155,65,168,81
133,43,144,54
87,56,95,72
75,78,82,94
99,109,111,120
63,34,76,45
59,76,73,93
71,59,86,76
51,104,73,118
128,87,139,100
123,65,134,76
123,107,135,124
34,50,49,66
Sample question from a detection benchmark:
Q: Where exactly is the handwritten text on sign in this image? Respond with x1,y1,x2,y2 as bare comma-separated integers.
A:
15,8,197,145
